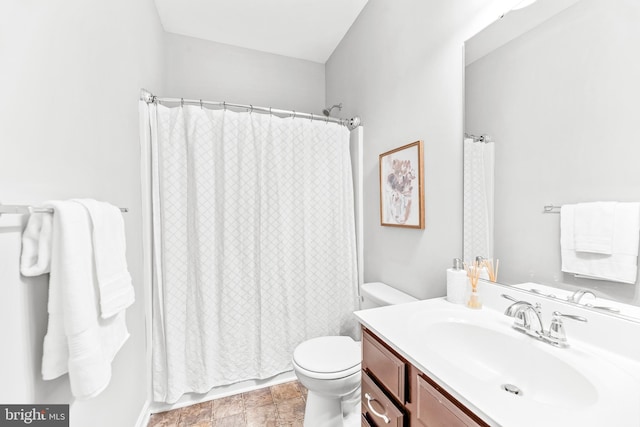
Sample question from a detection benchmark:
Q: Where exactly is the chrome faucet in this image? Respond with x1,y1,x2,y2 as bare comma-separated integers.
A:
504,301,544,336
567,289,596,303
566,289,620,313
502,294,588,348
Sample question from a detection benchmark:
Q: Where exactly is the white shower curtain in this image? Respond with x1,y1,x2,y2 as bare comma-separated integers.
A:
463,138,495,264
139,102,359,403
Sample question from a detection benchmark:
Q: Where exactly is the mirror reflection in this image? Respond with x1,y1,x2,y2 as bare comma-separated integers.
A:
464,0,640,319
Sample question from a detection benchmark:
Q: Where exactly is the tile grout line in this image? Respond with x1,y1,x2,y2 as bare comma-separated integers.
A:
270,383,282,424
241,389,247,424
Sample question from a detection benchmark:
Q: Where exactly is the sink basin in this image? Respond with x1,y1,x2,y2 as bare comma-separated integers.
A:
421,320,598,408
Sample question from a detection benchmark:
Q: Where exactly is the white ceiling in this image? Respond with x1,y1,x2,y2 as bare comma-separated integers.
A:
153,0,369,64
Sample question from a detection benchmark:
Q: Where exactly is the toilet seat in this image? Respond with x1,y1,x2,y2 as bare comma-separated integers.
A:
293,336,361,380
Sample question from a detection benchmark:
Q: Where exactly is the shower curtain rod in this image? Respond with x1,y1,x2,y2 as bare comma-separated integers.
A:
465,133,492,143
140,89,361,130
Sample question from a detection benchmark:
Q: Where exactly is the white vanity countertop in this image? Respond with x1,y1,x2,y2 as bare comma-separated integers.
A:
354,293,640,427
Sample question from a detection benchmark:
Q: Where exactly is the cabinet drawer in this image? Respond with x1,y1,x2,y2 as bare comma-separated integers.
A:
361,413,374,427
362,329,407,402
416,374,488,427
362,372,405,427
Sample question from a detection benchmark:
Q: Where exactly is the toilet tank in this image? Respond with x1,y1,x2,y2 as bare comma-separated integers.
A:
360,282,418,309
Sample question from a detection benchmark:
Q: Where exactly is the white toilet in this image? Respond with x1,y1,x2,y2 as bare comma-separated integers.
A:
292,282,417,427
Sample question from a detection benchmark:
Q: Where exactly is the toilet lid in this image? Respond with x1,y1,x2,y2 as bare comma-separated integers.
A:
293,336,360,374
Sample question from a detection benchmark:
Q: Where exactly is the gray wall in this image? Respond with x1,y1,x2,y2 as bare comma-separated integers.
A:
326,0,518,299
0,1,164,426
465,0,640,305
164,33,326,115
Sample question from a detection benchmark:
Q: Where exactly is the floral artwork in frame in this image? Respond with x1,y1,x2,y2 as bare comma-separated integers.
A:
379,140,425,229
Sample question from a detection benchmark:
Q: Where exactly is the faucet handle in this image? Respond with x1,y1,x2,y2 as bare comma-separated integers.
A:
547,311,587,348
501,294,518,302
552,311,587,323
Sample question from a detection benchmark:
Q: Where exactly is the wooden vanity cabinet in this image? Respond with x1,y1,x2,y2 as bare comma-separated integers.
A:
411,367,489,427
361,328,489,427
362,327,407,402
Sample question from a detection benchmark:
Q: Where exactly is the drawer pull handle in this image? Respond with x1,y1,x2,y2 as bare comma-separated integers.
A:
365,392,390,424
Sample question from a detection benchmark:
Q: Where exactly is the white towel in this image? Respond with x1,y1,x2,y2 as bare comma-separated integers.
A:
561,203,640,284
41,201,129,399
74,199,134,319
20,212,53,276
574,202,616,254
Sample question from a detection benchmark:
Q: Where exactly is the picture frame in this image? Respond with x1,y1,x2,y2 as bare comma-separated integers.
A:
379,140,425,229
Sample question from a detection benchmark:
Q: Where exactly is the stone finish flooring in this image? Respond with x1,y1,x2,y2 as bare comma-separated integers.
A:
147,381,307,427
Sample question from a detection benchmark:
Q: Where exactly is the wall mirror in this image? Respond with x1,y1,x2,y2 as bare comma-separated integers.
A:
464,0,640,321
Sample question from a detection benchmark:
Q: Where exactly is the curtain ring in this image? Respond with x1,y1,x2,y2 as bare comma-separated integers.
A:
325,115,329,123
180,98,184,108
199,99,203,109
269,107,272,116
292,111,296,119
310,113,314,122
249,105,253,114
223,101,226,110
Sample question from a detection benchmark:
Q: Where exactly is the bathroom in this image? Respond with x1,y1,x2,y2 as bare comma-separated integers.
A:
2,0,639,426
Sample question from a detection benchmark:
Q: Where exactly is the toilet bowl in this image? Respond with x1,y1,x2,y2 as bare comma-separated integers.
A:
293,282,418,427
292,336,361,427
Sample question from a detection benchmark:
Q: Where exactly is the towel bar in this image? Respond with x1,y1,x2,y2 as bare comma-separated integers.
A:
0,203,128,215
543,204,561,214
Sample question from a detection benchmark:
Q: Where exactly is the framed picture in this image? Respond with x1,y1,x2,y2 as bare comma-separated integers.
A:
379,140,424,229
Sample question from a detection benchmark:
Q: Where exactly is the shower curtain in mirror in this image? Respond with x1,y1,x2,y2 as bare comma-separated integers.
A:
139,102,359,403
463,138,495,264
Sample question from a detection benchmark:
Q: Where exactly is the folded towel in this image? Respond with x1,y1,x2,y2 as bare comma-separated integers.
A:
20,212,54,276
74,199,134,319
574,202,616,254
561,203,640,284
41,201,129,399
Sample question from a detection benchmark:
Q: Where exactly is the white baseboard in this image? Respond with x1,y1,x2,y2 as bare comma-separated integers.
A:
135,399,152,427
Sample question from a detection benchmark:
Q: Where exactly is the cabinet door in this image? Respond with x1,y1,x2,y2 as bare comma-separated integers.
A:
415,374,487,427
362,329,407,403
361,372,405,427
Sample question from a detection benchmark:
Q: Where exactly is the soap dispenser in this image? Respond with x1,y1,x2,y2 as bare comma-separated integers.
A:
446,258,468,304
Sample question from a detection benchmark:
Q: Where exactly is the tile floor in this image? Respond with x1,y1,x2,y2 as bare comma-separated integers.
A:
147,381,308,427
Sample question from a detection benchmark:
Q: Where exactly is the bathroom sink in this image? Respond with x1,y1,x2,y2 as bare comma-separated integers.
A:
356,294,640,426
403,305,640,423
420,320,598,408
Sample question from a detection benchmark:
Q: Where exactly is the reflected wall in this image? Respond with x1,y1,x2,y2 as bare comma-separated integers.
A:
465,0,640,305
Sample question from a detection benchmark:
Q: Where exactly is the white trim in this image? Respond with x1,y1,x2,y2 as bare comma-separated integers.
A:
138,100,155,416
349,126,364,295
134,399,152,427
